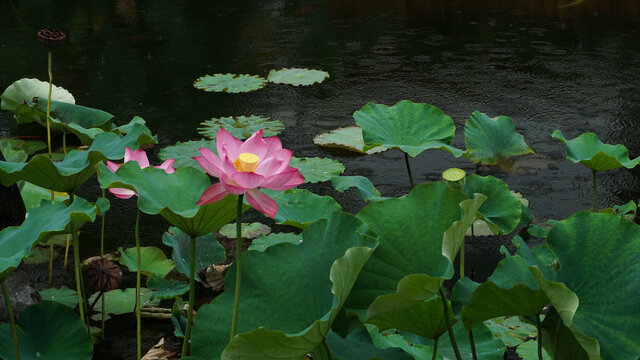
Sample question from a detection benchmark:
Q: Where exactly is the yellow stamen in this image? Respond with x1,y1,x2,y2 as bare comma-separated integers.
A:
234,152,260,172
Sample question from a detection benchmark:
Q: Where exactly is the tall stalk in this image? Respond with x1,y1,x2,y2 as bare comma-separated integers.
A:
135,210,141,360
71,194,86,328
431,336,439,360
468,329,478,360
181,235,196,358
537,314,543,360
592,170,597,212
230,194,245,339
470,222,476,281
100,189,106,337
2,280,20,360
439,288,462,360
46,51,53,159
404,153,415,189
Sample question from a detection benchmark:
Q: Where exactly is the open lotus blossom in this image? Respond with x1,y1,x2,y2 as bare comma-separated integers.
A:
105,147,175,199
194,128,304,218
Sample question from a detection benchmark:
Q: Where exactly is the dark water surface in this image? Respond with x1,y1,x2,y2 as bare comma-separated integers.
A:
1,0,640,357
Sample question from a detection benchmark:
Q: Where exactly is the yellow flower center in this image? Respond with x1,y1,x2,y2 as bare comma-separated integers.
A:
234,152,260,172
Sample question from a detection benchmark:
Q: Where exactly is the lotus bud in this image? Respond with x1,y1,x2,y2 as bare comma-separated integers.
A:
442,168,466,190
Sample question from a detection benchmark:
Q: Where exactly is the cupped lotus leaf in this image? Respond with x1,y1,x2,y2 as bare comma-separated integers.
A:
551,130,640,171
348,182,467,308
146,275,189,300
364,325,440,359
247,232,302,252
516,340,551,360
193,74,267,93
331,175,386,202
0,139,46,162
88,122,158,158
20,182,69,210
289,156,345,183
313,126,388,155
267,68,329,86
462,175,522,235
44,100,114,144
0,301,92,360
219,222,270,239
158,139,217,170
464,111,534,165
0,78,75,111
0,198,96,280
523,211,640,360
190,212,378,359
162,227,226,282
539,308,591,360
483,316,537,347
437,322,506,360
442,194,487,265
354,100,464,158
198,115,285,140
118,246,175,278
262,188,342,229
322,326,413,360
38,286,77,308
88,288,159,321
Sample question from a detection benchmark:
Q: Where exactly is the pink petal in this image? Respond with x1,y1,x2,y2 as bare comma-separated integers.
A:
109,188,137,199
155,159,175,174
263,136,283,153
238,130,269,160
218,171,248,194
246,188,278,218
255,149,293,176
216,128,242,161
124,147,150,168
194,150,223,177
231,171,264,189
195,183,230,205
260,168,305,190
106,161,121,173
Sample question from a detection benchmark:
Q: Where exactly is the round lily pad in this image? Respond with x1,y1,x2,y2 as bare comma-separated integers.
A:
147,275,189,300
193,74,267,93
267,68,329,86
198,115,284,140
551,130,640,172
289,156,345,183
313,127,388,155
1,78,75,111
158,139,217,170
219,222,271,239
38,286,78,308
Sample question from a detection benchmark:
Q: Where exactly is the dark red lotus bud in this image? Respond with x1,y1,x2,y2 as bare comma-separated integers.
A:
87,258,123,292
37,29,66,50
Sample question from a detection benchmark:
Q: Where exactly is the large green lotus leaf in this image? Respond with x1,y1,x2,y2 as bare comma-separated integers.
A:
551,130,640,171
0,139,46,163
247,232,302,252
38,286,78,309
40,100,114,144
461,175,521,235
262,188,342,229
162,226,226,282
20,182,69,210
523,211,640,360
193,74,267,93
539,308,590,360
464,111,534,165
198,115,285,140
146,275,189,300
267,68,329,86
0,78,75,111
158,139,217,170
353,100,464,158
0,301,92,360
0,198,96,280
331,175,387,202
313,126,388,155
483,316,538,347
364,325,439,359
118,246,175,278
516,340,551,360
437,322,506,360
289,156,345,183
88,122,158,158
442,195,487,266
219,222,270,239
88,288,160,321
322,326,413,360
190,212,378,359
348,182,467,308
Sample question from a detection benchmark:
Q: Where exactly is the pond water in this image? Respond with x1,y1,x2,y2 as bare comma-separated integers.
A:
1,0,640,357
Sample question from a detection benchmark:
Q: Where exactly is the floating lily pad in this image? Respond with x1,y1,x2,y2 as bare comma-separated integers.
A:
193,74,267,93
484,316,537,347
289,156,345,183
219,222,271,239
262,188,342,229
162,227,226,282
354,100,464,157
147,275,189,300
38,286,78,308
331,175,386,202
0,78,75,111
267,68,329,86
158,139,217,170
313,126,388,155
88,288,159,321
247,233,303,252
464,111,534,165
118,246,175,278
198,115,285,140
552,130,640,171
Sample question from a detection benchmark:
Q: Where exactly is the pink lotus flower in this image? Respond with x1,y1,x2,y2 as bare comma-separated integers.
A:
194,128,304,218
105,147,176,199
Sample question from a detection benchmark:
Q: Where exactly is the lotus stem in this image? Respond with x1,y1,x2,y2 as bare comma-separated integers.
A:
100,189,106,337
439,288,461,360
46,51,53,158
181,235,196,358
48,237,54,284
404,153,415,189
554,314,561,359
71,206,86,328
64,234,70,267
230,194,245,340
537,314,543,360
468,329,478,360
63,132,67,155
2,280,20,360
471,222,475,281
432,336,438,360
459,238,464,280
135,209,141,360
592,170,597,212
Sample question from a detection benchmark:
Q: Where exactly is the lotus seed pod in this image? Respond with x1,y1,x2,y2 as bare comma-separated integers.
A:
442,168,466,190
37,29,66,50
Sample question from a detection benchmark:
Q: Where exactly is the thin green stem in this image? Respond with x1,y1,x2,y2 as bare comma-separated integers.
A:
2,281,20,360
592,170,597,212
62,132,67,155
404,152,415,189
537,314,543,360
459,238,464,280
554,314,561,359
468,329,478,360
48,237,54,284
432,336,438,360
135,210,141,360
471,222,475,281
100,189,106,337
63,234,70,267
230,194,244,340
46,51,53,158
439,288,462,360
72,221,86,327
181,235,197,358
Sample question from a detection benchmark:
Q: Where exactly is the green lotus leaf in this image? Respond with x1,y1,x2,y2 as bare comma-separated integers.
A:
219,222,270,239
322,326,413,360
38,285,78,308
24,246,57,264
516,339,551,360
267,68,329,86
331,175,387,202
158,139,217,170
353,100,464,157
162,227,226,282
539,308,591,360
247,232,302,252
484,316,538,347
190,212,378,359
118,246,175,278
146,275,189,300
88,122,158,158
44,100,114,144
198,115,285,140
88,288,159,321
20,182,69,210
193,74,267,93
442,194,487,266
289,156,345,183
1,78,75,111
0,198,96,280
107,116,158,146
524,211,640,360
0,139,46,163
462,174,522,235
313,126,388,155
464,111,534,165
0,301,92,360
363,325,439,359
551,130,640,171
261,188,342,229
